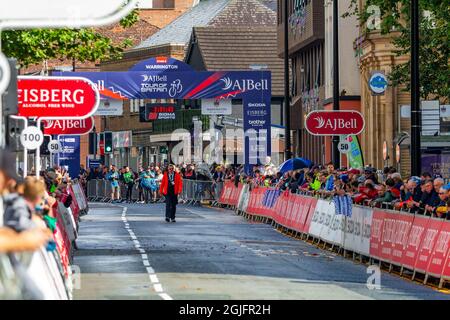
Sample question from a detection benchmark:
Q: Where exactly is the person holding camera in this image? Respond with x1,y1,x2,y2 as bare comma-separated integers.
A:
107,165,120,203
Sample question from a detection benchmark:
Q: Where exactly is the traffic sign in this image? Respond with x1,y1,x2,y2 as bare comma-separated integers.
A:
17,76,99,119
338,141,351,154
43,117,94,136
48,140,62,154
369,72,388,95
305,111,365,136
20,126,43,150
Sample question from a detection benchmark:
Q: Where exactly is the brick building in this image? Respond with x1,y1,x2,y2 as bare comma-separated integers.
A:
101,0,280,169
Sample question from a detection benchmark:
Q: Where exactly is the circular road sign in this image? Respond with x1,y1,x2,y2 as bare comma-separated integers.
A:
48,140,62,154
369,72,388,95
20,126,44,150
338,141,351,154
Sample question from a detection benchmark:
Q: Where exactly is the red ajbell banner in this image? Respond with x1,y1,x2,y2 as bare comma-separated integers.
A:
305,110,365,136
43,117,95,136
17,76,99,118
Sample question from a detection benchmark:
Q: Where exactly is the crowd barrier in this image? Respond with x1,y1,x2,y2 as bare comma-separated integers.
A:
86,179,223,206
219,183,450,288
218,181,243,207
180,180,222,205
1,180,88,300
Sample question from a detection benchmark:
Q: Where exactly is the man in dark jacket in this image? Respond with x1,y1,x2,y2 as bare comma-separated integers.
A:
418,179,440,215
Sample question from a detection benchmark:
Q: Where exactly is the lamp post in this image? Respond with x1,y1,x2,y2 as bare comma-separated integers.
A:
284,0,292,161
332,0,340,168
410,0,421,176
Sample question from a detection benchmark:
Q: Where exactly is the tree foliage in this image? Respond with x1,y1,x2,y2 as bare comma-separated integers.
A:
1,9,139,68
345,0,449,101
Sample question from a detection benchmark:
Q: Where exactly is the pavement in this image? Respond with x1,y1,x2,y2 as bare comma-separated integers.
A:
73,202,450,300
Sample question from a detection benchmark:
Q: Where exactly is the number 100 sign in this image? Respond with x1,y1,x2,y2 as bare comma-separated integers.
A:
20,126,44,150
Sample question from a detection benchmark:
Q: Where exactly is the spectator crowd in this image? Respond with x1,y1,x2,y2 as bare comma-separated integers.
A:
79,159,450,220
235,161,450,220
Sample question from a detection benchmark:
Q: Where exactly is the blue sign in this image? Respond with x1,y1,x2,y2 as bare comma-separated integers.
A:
59,136,80,179
87,158,102,169
369,72,388,95
55,58,272,170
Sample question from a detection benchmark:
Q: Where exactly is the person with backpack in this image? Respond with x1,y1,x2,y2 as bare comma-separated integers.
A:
140,166,157,204
106,165,120,203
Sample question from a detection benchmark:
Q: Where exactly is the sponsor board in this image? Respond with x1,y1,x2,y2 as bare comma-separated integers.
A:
201,99,232,115
43,117,94,136
305,110,365,136
17,76,99,119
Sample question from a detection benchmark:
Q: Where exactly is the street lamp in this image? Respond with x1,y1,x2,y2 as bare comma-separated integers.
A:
332,0,340,168
410,0,421,176
284,0,292,161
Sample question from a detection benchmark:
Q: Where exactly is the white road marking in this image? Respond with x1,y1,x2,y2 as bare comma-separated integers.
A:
149,274,159,283
159,293,173,300
153,284,163,293
119,206,173,300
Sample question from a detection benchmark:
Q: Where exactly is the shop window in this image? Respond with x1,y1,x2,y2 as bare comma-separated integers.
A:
440,105,450,135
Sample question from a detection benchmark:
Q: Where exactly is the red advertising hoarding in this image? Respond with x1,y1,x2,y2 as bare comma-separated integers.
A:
402,215,428,270
303,198,318,234
414,218,443,273
305,110,365,136
17,76,99,118
427,222,450,277
43,117,94,136
389,213,414,266
369,210,385,260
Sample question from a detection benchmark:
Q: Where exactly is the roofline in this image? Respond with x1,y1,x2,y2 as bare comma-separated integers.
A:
133,0,231,50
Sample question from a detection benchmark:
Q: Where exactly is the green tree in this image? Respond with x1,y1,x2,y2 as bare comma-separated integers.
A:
346,0,449,101
1,9,139,68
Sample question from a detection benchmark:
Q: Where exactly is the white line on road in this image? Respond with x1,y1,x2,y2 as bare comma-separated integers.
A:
120,206,173,301
153,284,163,293
159,293,173,300
149,274,159,283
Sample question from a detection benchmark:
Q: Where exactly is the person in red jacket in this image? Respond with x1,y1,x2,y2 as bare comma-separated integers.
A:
160,164,183,223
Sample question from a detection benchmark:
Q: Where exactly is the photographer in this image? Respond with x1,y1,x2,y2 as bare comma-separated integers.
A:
106,165,120,203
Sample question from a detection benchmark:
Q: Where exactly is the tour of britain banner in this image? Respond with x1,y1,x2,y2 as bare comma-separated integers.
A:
55,67,272,170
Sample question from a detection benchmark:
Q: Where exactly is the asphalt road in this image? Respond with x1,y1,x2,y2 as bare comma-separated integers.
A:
73,202,450,300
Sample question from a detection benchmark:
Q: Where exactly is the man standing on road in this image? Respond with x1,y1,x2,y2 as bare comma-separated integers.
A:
123,166,135,204
160,164,182,223
107,165,120,203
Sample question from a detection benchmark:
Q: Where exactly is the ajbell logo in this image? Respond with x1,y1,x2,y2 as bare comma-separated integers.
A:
44,119,88,131
305,111,365,136
314,116,359,130
221,77,268,92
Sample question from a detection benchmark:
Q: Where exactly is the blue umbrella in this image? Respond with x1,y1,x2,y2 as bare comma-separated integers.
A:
278,158,313,174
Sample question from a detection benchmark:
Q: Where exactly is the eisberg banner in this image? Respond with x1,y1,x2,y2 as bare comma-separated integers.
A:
55,57,272,170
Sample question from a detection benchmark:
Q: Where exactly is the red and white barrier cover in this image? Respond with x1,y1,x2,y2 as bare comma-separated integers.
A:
220,184,450,283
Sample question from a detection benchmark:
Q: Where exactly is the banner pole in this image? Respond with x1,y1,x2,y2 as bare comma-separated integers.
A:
36,118,42,178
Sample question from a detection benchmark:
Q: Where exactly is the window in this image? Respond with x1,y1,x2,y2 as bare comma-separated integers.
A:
130,99,141,113
152,0,175,9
